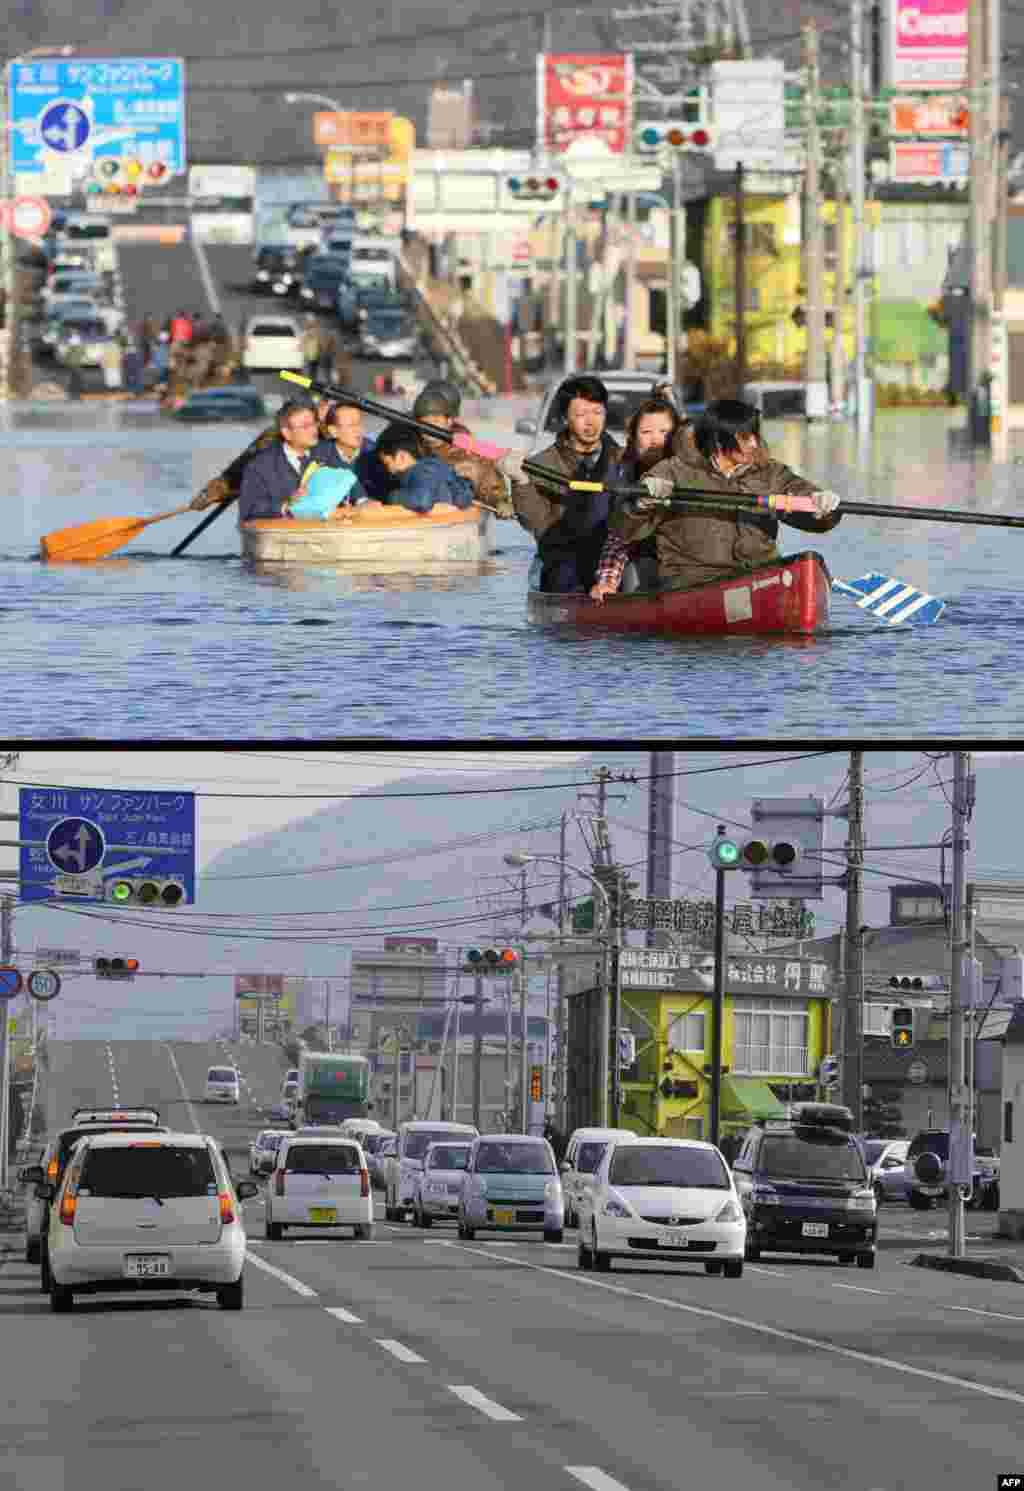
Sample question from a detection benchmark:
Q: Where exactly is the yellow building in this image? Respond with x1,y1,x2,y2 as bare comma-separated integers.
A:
569,949,834,1145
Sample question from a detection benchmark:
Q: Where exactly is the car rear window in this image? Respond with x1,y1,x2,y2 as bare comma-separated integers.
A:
908,1131,950,1160
286,1144,361,1174
249,322,296,337
427,1146,471,1170
79,1144,216,1198
475,1142,553,1175
609,1145,730,1189
575,1141,607,1173
404,1130,472,1160
759,1134,867,1181
58,1124,167,1173
208,1068,237,1083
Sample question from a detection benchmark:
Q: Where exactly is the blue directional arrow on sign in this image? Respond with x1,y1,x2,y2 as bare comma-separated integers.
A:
46,817,105,875
39,100,91,154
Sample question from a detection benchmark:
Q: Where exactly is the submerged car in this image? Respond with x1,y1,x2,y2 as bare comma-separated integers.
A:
172,386,267,422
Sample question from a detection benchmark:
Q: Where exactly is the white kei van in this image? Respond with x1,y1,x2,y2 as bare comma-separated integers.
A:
383,1119,478,1221
205,1066,241,1104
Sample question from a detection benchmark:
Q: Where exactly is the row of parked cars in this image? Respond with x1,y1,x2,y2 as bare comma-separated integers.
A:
32,228,128,371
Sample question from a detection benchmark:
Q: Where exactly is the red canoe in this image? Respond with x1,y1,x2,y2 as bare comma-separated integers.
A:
526,551,832,637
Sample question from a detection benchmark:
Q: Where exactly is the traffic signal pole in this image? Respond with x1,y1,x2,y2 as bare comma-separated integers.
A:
472,970,484,1130
842,749,865,1128
0,896,12,1189
803,19,828,419
710,859,726,1147
948,751,972,1259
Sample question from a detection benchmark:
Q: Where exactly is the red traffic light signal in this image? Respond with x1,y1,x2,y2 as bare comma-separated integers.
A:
464,946,519,972
146,160,169,183
94,957,140,980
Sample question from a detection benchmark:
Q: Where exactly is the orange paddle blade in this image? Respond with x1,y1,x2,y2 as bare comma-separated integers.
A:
40,516,151,562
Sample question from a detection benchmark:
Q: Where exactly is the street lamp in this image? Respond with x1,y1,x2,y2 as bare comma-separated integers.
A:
504,851,619,1128
1,45,76,402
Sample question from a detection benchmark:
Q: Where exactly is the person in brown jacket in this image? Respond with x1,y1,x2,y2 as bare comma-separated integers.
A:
590,397,841,599
503,375,622,593
410,385,514,518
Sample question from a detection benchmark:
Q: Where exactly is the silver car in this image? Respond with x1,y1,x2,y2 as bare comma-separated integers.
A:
412,1141,472,1227
867,1140,910,1203
369,1135,396,1190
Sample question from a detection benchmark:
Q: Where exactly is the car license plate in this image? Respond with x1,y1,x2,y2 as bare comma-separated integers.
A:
802,1222,829,1238
309,1208,337,1224
124,1254,170,1278
494,1209,515,1225
659,1229,691,1247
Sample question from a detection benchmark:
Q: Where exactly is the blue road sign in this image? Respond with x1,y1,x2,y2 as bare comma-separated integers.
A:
20,786,196,905
0,967,23,1000
46,817,105,874
39,100,91,154
8,57,187,180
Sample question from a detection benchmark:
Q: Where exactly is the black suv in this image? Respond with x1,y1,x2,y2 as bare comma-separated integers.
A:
731,1103,878,1268
20,1107,166,1288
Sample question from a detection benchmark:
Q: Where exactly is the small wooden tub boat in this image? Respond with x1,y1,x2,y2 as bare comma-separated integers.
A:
526,552,831,637
240,502,494,565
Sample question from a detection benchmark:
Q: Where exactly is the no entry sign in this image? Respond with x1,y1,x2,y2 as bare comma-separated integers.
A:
11,196,52,239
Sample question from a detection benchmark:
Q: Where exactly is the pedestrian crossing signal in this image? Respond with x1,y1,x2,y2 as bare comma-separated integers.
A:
891,1007,914,1049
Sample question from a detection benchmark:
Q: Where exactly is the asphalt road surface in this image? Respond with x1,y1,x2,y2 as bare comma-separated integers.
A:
7,1041,1024,1491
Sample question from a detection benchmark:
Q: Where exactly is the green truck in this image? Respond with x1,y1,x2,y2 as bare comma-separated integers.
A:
296,1051,372,1126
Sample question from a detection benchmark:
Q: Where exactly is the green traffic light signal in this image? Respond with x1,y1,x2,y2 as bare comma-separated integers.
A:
110,881,133,903
708,835,741,870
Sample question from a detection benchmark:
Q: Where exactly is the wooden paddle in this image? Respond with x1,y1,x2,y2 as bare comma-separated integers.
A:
40,502,198,563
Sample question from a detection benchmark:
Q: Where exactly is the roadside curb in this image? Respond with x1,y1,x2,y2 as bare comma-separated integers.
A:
909,1251,1024,1283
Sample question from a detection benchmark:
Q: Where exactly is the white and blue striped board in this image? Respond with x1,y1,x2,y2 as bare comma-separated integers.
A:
832,573,945,626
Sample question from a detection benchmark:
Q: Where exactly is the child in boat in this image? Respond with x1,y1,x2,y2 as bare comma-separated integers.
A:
372,424,476,514
283,461,365,520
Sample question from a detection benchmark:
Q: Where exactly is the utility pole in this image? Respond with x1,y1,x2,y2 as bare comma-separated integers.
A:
990,0,1008,459
564,181,578,375
803,20,828,419
646,751,675,950
948,751,973,1259
967,0,991,439
831,146,848,417
504,971,513,1129
851,0,872,440
519,955,529,1132
392,1031,401,1132
624,187,637,369
0,897,11,1187
734,161,747,393
0,61,15,404
667,151,681,382
472,968,484,1129
842,750,865,1128
556,809,568,1134
451,984,463,1122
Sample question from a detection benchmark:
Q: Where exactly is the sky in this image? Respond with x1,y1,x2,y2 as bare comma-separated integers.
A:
2,747,1022,1041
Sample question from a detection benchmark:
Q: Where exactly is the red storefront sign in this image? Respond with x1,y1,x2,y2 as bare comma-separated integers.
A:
538,53,633,155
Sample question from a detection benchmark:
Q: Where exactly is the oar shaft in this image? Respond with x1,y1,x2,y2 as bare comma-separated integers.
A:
140,501,197,529
170,500,233,557
840,498,1024,529
612,485,1024,530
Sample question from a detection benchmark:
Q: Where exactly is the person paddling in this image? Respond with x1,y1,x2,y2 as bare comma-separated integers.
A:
590,398,842,601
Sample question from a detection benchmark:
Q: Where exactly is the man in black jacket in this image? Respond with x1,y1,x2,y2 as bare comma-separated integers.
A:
238,400,320,522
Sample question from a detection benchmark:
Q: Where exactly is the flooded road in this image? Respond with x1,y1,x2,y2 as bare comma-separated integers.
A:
2,401,1022,741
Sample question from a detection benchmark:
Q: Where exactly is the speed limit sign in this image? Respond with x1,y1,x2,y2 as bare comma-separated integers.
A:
27,968,62,1001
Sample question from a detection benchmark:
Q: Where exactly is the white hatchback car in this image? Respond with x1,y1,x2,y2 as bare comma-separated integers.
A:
577,1136,746,1277
265,1134,374,1239
242,314,304,372
560,1127,636,1228
45,1130,257,1312
206,1065,241,1103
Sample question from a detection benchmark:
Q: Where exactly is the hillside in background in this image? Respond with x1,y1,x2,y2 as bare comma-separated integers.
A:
12,2,1019,166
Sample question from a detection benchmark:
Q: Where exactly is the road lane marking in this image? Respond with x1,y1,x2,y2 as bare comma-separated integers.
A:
326,1306,364,1324
566,1469,634,1491
444,1242,1024,1408
245,1250,318,1298
447,1385,522,1422
162,1043,200,1134
832,1284,891,1295
950,1305,1024,1322
376,1339,427,1363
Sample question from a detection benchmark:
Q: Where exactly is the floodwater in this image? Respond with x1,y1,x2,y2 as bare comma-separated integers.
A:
2,400,1022,741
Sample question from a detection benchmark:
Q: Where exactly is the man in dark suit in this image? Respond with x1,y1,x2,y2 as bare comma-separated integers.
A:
238,400,320,522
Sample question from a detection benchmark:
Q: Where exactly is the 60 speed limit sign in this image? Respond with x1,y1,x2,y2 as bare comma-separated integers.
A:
27,969,62,1001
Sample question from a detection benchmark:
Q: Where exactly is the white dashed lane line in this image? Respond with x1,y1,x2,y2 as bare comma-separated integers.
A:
244,1251,318,1298
566,1470,635,1491
325,1306,364,1324
447,1385,522,1422
376,1339,427,1364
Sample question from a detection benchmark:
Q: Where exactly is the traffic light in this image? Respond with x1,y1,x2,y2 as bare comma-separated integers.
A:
617,1030,637,1070
888,974,944,991
708,831,742,871
634,122,715,152
530,1065,543,1102
505,174,562,201
106,876,187,907
94,957,140,980
745,798,825,899
891,1007,914,1049
464,947,519,973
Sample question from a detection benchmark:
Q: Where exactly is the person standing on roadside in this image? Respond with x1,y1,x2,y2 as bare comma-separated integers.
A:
301,315,322,381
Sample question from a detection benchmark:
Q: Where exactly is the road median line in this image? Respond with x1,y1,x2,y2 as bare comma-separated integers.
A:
245,1250,318,1297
